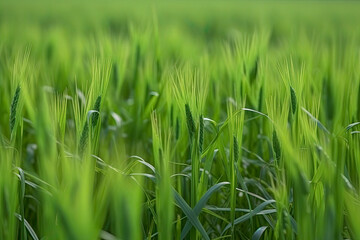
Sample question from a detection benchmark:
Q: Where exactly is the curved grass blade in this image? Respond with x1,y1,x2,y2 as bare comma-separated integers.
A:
222,200,276,235
346,122,360,131
15,213,39,240
127,155,156,173
301,107,330,134
252,226,268,240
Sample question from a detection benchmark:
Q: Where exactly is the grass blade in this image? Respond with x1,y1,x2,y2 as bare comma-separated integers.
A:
222,200,276,235
181,182,230,239
174,189,210,240
252,226,268,240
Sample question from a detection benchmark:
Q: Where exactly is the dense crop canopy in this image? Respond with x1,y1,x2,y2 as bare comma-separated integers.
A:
1,1,360,239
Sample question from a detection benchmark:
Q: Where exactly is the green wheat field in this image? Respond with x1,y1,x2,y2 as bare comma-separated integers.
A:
1,1,360,239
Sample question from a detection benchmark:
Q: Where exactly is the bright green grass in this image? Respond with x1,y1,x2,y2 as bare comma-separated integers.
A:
1,1,360,239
